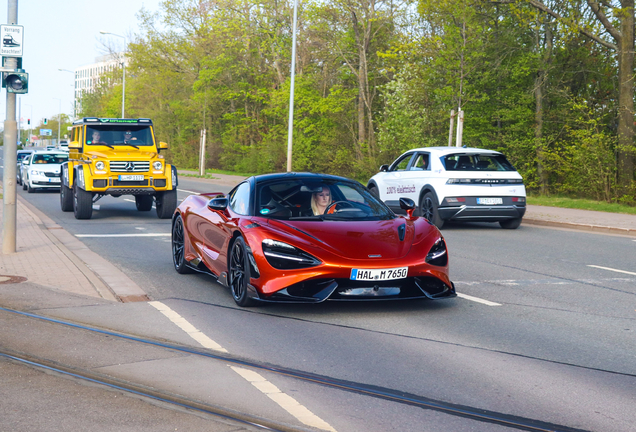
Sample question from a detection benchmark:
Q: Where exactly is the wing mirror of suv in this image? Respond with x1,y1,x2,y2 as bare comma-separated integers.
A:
158,142,169,150
379,164,389,172
399,197,416,219
68,141,82,149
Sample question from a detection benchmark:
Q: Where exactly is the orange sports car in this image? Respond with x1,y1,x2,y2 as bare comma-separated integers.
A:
172,173,456,306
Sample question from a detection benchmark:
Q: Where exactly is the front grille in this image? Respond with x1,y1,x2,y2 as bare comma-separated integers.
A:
109,161,150,172
44,172,60,178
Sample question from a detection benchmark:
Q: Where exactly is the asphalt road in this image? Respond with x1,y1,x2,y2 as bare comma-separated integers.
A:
2,161,636,431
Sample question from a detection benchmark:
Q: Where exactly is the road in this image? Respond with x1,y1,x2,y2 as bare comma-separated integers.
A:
2,159,636,432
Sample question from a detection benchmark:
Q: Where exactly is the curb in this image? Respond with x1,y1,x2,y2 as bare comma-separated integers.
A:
16,196,150,303
523,217,636,237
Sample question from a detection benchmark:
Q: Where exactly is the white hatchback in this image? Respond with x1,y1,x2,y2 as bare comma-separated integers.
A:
367,147,526,229
22,151,68,193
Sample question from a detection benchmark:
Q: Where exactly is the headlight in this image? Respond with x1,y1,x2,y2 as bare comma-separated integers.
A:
153,161,163,171
30,170,46,176
95,161,105,170
425,238,447,266
262,239,321,270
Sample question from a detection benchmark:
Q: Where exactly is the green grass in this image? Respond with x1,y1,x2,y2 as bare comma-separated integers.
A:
527,195,636,215
178,167,253,179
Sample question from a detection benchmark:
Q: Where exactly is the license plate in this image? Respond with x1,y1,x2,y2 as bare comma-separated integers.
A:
477,197,503,205
48,178,60,183
350,267,408,281
118,175,144,181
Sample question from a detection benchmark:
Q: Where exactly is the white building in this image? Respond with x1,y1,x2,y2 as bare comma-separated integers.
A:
73,54,126,115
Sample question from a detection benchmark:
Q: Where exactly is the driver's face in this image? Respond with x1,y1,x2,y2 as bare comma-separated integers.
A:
315,187,331,205
92,132,100,141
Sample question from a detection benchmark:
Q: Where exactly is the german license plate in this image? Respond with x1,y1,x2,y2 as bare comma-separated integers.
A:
477,197,503,205
118,175,144,181
350,267,408,281
48,178,60,183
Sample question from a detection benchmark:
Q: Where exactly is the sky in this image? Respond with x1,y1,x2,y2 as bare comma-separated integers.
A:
1,0,164,133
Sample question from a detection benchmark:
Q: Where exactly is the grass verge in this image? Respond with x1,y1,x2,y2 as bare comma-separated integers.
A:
527,195,636,215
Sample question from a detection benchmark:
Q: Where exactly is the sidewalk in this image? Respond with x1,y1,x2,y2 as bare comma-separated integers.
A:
1,179,635,305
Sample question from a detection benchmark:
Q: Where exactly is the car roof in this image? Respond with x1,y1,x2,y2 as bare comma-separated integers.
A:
402,146,503,156
251,172,357,184
31,151,68,156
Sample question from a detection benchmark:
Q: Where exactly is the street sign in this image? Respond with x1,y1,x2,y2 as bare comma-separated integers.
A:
40,129,52,136
0,25,24,57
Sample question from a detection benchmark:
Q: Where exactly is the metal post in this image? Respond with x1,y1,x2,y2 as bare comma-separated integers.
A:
286,0,299,172
448,109,455,147
53,97,61,146
2,0,18,254
455,110,464,147
199,129,206,176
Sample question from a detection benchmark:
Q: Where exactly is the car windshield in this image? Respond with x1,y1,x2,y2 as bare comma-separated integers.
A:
256,178,395,221
442,153,516,171
86,125,154,147
32,153,68,164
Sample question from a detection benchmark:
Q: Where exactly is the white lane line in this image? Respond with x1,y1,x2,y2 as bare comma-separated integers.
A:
457,293,501,306
148,301,336,431
587,265,636,276
75,233,170,238
231,366,337,432
149,301,228,353
177,188,201,195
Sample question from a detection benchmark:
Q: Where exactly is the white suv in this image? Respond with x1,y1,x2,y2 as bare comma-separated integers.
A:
367,147,526,229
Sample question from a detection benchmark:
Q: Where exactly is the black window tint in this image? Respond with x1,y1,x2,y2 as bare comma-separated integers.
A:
229,182,251,215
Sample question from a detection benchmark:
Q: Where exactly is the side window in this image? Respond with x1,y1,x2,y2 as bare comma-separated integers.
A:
410,153,430,171
390,153,414,172
229,182,251,215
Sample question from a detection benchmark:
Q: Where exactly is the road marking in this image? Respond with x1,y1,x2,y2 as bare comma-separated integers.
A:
457,293,501,306
149,301,336,431
177,188,200,195
231,366,337,432
587,265,636,276
149,301,228,353
75,233,170,238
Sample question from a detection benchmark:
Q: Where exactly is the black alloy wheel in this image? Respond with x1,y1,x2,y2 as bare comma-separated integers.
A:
229,237,256,307
421,192,444,229
172,214,193,274
135,195,153,211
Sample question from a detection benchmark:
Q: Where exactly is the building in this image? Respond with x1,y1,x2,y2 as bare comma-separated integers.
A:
73,54,126,115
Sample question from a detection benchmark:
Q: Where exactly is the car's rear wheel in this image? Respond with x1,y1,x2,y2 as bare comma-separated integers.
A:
229,237,256,307
156,189,177,219
73,185,93,219
368,185,379,198
499,217,522,229
421,192,444,229
60,185,73,212
135,195,153,211
172,214,194,274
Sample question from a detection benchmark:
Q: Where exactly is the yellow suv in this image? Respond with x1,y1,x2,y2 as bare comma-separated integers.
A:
60,118,178,219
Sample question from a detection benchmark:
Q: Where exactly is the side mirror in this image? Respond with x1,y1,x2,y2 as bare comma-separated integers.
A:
208,197,228,211
399,197,416,219
68,141,82,149
379,164,389,172
159,142,169,150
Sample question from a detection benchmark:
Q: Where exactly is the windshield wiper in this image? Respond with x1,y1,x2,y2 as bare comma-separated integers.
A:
121,143,140,149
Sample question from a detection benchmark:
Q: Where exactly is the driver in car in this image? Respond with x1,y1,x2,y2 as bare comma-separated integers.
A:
309,185,332,215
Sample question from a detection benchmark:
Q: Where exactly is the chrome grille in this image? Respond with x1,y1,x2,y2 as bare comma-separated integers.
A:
109,161,150,173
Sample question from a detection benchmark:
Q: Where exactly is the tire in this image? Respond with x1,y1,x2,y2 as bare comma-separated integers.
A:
135,195,153,211
16,174,21,186
368,185,379,198
229,237,256,307
172,214,194,274
27,181,35,193
156,189,177,219
499,217,522,229
22,180,27,191
420,192,444,229
60,185,73,212
73,185,93,219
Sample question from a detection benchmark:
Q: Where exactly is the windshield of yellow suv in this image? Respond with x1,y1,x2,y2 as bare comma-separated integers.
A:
85,125,154,147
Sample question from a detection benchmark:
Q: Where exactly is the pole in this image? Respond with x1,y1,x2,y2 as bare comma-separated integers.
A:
121,49,126,118
455,110,464,148
286,0,299,172
54,98,61,146
199,129,205,176
3,0,18,254
448,109,455,147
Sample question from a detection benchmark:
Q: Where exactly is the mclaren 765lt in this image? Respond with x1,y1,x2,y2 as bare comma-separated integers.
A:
172,172,456,306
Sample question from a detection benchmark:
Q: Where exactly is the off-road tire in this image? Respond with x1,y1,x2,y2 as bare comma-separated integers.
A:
60,185,73,212
156,189,177,219
73,185,93,220
135,195,153,211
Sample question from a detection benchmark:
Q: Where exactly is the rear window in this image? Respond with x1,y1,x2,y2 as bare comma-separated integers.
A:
442,153,515,171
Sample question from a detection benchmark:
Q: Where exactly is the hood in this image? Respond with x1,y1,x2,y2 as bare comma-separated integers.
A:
268,218,415,260
82,150,158,160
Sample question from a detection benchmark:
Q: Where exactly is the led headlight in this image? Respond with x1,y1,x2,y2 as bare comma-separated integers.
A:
153,161,163,171
95,161,105,171
262,239,321,270
425,238,448,266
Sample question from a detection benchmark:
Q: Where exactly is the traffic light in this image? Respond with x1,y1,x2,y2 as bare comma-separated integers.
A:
27,118,30,125
2,71,28,94
43,118,48,125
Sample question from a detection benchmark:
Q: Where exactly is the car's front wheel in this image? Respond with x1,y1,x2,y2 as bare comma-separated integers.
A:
73,186,93,219
499,217,522,229
229,237,256,307
156,189,177,219
172,214,194,274
27,180,35,193
420,192,444,229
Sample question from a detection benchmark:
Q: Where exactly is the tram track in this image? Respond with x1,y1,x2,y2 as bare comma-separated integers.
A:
0,305,594,432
